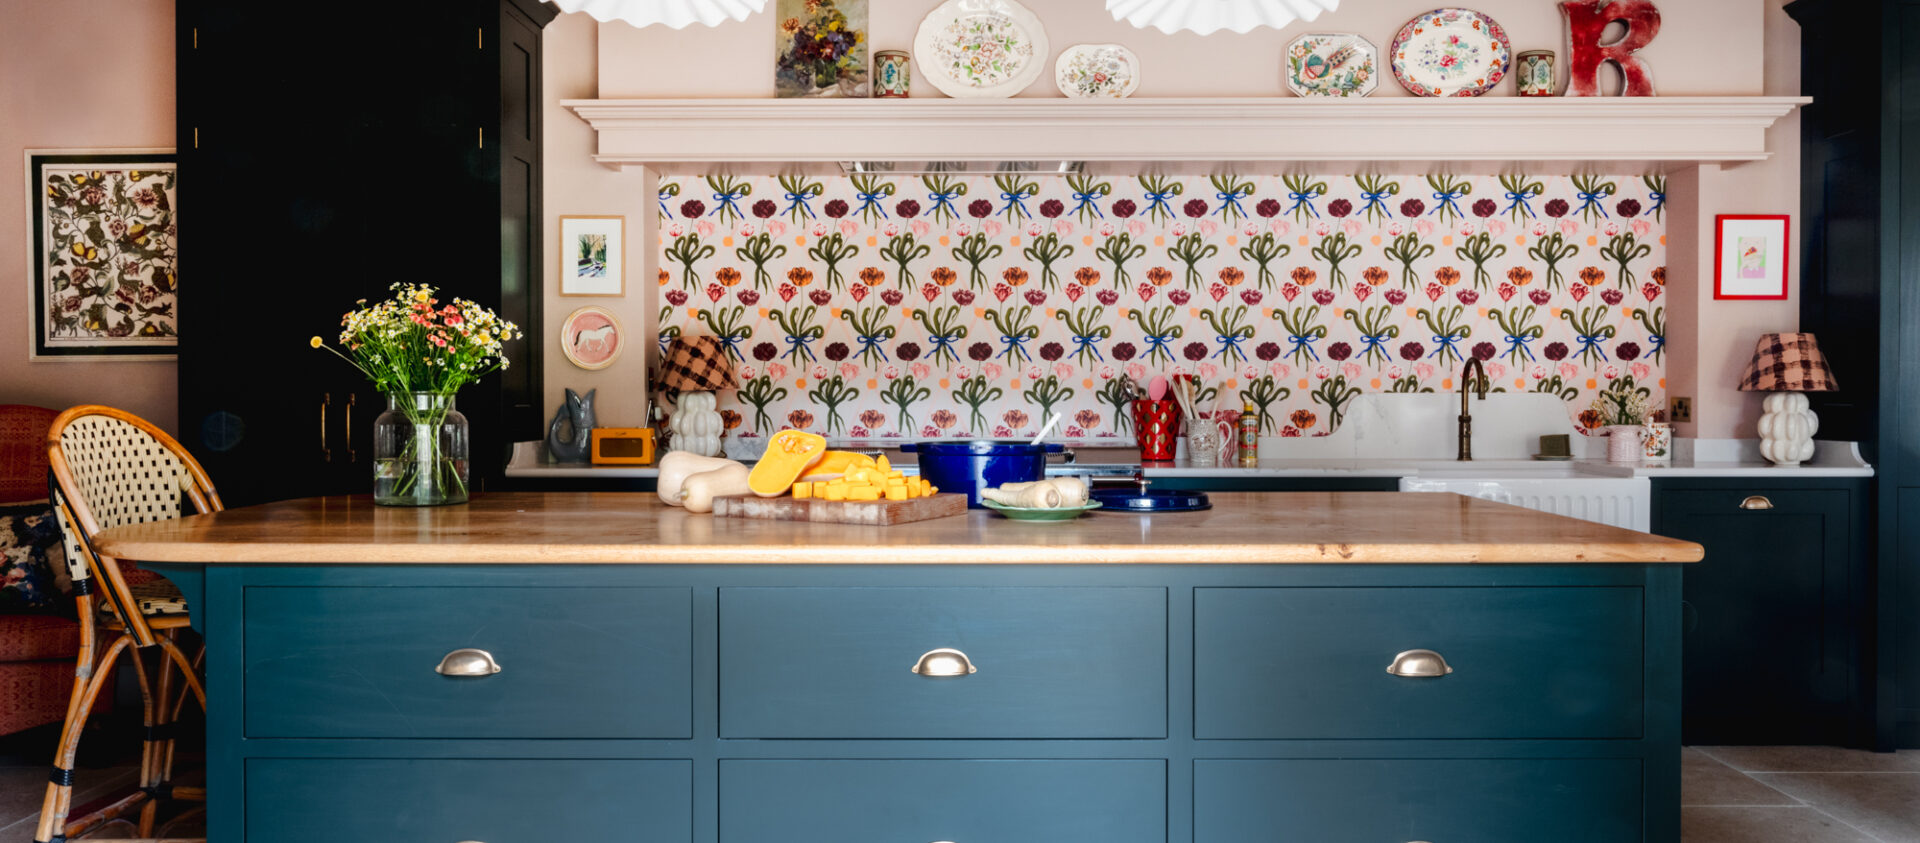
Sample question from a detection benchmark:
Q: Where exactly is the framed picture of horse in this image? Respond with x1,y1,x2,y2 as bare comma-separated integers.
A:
559,306,623,371
558,215,625,297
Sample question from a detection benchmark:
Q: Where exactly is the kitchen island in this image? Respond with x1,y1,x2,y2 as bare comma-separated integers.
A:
101,492,1702,843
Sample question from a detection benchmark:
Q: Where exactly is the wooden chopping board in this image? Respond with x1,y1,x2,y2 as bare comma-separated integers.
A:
712,493,969,526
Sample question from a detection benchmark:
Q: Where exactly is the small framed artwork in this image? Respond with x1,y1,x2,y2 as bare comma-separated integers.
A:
1713,214,1791,300
559,306,623,371
774,0,870,98
26,149,178,360
558,215,625,297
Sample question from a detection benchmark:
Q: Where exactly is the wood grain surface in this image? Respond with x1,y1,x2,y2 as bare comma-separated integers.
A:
91,492,1704,565
713,493,968,526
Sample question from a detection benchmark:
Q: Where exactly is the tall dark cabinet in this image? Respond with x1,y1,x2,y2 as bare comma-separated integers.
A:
175,1,553,506
1789,0,1918,749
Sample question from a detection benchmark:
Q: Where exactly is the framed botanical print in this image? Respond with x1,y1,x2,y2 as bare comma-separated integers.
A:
26,150,178,359
1713,214,1791,300
558,215,625,297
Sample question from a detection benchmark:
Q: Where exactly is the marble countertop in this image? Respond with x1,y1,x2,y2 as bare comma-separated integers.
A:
96,492,1702,566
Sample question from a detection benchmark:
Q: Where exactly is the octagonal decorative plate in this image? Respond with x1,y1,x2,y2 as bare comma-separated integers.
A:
914,0,1050,99
1285,33,1378,98
1054,43,1141,99
1389,8,1511,98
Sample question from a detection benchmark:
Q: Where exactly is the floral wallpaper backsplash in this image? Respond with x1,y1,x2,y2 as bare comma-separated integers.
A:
657,172,1668,442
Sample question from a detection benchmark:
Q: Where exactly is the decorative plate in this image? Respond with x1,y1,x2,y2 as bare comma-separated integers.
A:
559,306,622,371
1055,43,1140,99
981,500,1103,521
1389,8,1511,98
1285,33,1378,98
913,0,1051,99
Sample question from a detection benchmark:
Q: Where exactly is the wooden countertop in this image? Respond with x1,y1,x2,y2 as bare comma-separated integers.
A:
93,492,1702,565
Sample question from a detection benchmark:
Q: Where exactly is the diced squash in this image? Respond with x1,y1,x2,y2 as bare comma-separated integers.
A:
749,430,828,497
823,484,849,501
875,455,891,474
884,486,907,501
848,486,882,502
792,482,813,499
799,451,879,482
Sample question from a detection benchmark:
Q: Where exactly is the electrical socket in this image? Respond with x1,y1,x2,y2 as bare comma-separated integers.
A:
1669,396,1693,424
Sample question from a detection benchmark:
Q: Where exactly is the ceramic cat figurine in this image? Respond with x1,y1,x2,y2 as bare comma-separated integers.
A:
546,388,596,463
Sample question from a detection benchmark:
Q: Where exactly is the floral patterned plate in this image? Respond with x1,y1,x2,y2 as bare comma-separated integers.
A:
1055,43,1140,99
1285,33,1378,98
913,0,1050,99
1389,8,1511,97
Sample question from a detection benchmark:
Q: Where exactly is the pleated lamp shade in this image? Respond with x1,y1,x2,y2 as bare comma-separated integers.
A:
1737,333,1838,393
550,0,770,29
1106,0,1342,35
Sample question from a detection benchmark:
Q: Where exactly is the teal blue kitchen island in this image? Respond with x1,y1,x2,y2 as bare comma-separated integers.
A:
101,491,1702,843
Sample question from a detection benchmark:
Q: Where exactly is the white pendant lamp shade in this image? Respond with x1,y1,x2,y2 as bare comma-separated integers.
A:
551,0,770,29
1106,0,1341,35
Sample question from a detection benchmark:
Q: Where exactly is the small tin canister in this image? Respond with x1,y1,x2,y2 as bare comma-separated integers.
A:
1516,50,1556,97
874,50,911,98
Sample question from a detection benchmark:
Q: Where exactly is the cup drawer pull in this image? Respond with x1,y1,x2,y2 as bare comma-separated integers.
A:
1740,495,1775,510
911,648,978,677
1385,649,1453,678
435,648,502,677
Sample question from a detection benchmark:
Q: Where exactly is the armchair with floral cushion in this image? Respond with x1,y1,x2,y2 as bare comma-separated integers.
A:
0,404,80,737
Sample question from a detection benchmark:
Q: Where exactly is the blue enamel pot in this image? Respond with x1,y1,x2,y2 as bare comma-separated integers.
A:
897,441,1065,508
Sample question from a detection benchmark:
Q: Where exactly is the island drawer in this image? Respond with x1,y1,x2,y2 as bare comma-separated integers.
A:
1195,758,1642,843
247,758,691,843
721,759,1164,843
719,587,1166,738
243,586,692,739
1195,587,1643,739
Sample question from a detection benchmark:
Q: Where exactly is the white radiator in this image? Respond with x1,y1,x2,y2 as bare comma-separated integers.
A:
1398,476,1652,532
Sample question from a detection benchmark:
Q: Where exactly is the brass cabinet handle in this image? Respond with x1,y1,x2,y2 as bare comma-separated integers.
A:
435,648,502,677
911,648,977,678
345,393,357,463
319,393,332,463
1385,649,1453,678
1740,495,1775,511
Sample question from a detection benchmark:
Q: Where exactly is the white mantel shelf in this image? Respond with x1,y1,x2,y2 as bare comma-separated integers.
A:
564,96,1809,169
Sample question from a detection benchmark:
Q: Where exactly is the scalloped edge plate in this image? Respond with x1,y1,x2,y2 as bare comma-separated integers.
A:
914,0,1051,99
1055,43,1141,99
1389,8,1511,98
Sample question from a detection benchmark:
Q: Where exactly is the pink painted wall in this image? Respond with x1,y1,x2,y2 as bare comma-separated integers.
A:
0,0,178,432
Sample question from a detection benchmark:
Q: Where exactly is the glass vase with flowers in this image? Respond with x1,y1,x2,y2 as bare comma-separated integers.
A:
311,284,521,506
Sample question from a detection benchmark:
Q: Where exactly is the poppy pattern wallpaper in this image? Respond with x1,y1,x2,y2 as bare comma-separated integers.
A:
656,171,1668,442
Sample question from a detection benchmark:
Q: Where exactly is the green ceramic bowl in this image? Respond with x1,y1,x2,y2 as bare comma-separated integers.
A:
980,500,1104,521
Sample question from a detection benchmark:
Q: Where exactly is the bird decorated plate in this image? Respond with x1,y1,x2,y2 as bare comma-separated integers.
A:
914,0,1050,99
1055,43,1140,99
1285,33,1378,98
1389,8,1511,97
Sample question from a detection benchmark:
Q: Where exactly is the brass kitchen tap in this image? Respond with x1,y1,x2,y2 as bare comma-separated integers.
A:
1458,357,1490,461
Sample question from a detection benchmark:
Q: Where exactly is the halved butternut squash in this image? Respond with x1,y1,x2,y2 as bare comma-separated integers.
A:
749,430,829,497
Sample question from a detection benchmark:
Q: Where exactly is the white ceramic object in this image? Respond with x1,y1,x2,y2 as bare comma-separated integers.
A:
669,391,725,457
1642,422,1673,463
1757,391,1819,466
550,0,768,29
1285,33,1378,98
1055,43,1141,99
1105,0,1340,36
1388,8,1512,97
914,0,1050,99
1605,424,1643,464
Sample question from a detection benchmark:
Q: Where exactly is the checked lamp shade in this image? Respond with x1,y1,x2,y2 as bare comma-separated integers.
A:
1738,333,1836,467
549,0,768,29
660,336,735,458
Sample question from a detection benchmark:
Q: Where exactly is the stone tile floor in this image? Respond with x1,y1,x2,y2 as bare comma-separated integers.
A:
0,740,1914,841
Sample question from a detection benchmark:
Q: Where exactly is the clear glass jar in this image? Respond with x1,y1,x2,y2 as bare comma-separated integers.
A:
373,392,469,506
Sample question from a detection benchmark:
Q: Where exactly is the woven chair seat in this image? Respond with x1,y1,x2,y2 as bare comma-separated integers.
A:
102,577,189,617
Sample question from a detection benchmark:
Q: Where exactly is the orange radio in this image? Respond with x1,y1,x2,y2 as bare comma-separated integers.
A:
589,428,656,465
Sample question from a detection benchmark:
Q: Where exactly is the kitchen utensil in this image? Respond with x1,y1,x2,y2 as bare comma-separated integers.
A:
981,500,1104,521
1132,399,1181,461
1091,488,1212,512
712,493,968,525
1055,43,1140,98
1031,413,1064,444
1389,8,1512,98
914,0,1050,99
1148,375,1170,402
899,440,1065,508
1286,33,1379,98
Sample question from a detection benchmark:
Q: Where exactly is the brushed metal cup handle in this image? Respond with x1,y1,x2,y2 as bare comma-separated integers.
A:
911,648,977,678
435,648,502,677
1385,649,1453,678
1740,495,1775,511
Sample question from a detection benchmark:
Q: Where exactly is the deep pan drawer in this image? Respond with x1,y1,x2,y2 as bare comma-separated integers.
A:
1195,758,1642,843
244,586,692,739
247,759,691,843
1195,587,1643,739
720,587,1166,738
721,760,1164,843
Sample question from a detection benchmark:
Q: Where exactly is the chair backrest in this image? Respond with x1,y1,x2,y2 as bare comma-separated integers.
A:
0,405,57,504
46,406,222,644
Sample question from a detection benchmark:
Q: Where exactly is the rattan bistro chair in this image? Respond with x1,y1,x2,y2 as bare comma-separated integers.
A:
36,406,220,843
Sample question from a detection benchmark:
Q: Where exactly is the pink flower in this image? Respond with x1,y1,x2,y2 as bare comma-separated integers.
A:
768,363,789,379
1343,362,1363,380
1199,220,1220,238
1603,222,1622,237
739,365,757,380
1388,365,1404,380
1170,364,1190,377
1127,220,1148,236
767,221,788,237
1415,363,1435,380
837,219,860,236
667,222,686,237
1271,220,1293,235
954,223,973,238
1631,362,1652,381
1126,362,1148,382
1270,362,1291,378
1243,222,1262,237
981,220,1003,236
840,362,860,379
881,222,901,237
695,220,716,237
1486,220,1508,237
994,426,1013,437
1056,220,1077,236
1631,219,1653,237
884,365,901,380
811,364,829,379
1025,222,1045,237
1314,221,1333,237
739,223,757,238
983,362,1005,380
1602,364,1621,380
1457,221,1477,237
912,363,932,379
1414,220,1437,237
1487,362,1508,380
1199,362,1220,380
1559,362,1580,380
1558,219,1581,236
810,221,830,237
1025,364,1043,379
911,220,931,237
1388,222,1405,236
1530,365,1547,380
1099,221,1118,237
1170,222,1188,237
1531,221,1550,237
1342,218,1364,236
1100,365,1116,380
1054,362,1075,378
1242,364,1260,379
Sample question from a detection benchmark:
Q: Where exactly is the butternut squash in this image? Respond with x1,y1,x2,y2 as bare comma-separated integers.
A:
679,463,752,513
656,451,742,507
798,451,878,482
748,430,828,497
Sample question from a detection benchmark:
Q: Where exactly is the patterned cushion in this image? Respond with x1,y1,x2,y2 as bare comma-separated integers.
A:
0,613,80,662
0,500,71,612
100,576,189,618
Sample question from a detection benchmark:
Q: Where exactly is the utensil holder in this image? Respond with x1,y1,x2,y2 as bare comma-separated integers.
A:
1132,399,1182,461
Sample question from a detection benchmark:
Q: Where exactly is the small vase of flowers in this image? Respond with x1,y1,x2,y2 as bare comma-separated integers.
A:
1590,385,1652,464
311,284,520,506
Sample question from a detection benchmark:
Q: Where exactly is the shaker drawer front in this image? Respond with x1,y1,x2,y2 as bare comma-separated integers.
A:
1195,758,1642,843
1195,587,1643,739
721,760,1164,843
247,759,691,843
720,587,1166,738
244,587,692,738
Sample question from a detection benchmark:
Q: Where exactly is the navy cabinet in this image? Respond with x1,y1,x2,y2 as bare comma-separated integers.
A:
1652,478,1871,746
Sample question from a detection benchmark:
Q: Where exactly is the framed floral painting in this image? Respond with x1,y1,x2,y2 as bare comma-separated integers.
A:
775,0,869,98
1713,214,1791,300
27,150,178,360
